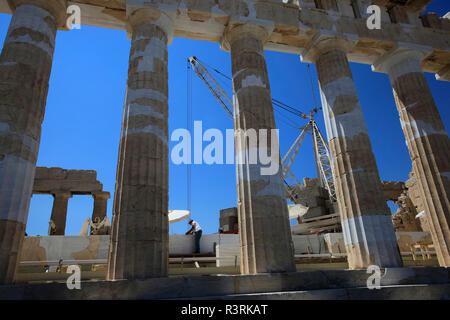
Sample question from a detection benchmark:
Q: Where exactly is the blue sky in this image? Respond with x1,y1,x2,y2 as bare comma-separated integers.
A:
0,1,449,236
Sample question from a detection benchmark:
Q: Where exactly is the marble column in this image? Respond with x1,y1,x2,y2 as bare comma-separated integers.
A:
49,191,72,236
373,45,450,266
222,23,296,274
91,191,110,223
0,0,67,284
107,7,173,280
301,34,402,269
91,191,110,235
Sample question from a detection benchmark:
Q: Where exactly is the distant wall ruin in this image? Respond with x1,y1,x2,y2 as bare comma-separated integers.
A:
31,167,110,236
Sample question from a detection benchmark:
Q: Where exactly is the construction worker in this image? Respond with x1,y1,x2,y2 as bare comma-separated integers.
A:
186,219,202,254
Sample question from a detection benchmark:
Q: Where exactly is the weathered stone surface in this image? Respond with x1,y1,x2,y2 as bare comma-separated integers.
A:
0,0,447,291
0,0,66,285
291,182,328,208
1,0,448,75
7,0,67,27
107,6,172,280
18,231,433,267
380,180,423,232
373,45,450,266
31,168,110,235
189,283,450,300
382,181,405,202
223,22,296,274
0,220,25,285
49,192,72,236
315,0,338,11
388,5,410,24
33,167,103,194
303,34,402,269
219,207,238,232
0,267,448,300
20,235,110,262
420,12,450,31
91,191,110,233
392,191,423,232
324,231,433,255
405,172,430,231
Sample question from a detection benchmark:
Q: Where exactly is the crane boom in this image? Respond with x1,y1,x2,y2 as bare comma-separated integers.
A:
187,56,337,203
188,57,233,118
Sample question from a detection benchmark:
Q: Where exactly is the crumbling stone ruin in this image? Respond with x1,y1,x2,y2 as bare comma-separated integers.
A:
382,179,421,232
261,177,429,234
387,171,434,233
291,178,339,220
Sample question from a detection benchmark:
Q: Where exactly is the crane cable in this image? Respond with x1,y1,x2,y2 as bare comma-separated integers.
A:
308,64,318,110
187,60,192,218
194,57,310,121
189,58,310,197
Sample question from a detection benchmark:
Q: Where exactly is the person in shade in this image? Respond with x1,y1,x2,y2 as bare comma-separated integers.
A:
186,219,203,254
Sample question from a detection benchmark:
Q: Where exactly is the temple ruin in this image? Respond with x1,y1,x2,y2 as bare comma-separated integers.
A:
0,0,449,299
32,167,111,236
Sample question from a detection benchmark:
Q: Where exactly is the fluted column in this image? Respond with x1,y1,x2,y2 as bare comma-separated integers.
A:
49,191,72,235
0,0,67,284
91,191,110,223
107,7,173,280
107,86,128,279
373,46,450,266
222,23,296,274
302,34,402,269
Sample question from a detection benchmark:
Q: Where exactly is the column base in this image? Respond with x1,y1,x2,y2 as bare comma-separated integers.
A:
0,219,26,284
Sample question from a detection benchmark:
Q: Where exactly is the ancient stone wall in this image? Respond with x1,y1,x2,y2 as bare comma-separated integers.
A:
32,167,110,236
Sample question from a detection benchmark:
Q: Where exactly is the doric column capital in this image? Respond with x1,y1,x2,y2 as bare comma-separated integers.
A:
371,43,432,74
51,191,72,199
221,23,273,52
92,191,111,200
125,6,174,43
301,32,358,63
7,0,68,28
